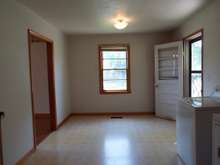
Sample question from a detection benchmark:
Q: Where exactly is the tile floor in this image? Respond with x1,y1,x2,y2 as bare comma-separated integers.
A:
22,115,183,165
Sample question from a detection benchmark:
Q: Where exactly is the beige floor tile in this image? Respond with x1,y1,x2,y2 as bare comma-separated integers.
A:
22,115,183,165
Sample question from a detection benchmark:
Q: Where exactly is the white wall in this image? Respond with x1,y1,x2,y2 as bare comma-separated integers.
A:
0,0,71,164
174,0,220,96
67,33,172,113
31,42,50,114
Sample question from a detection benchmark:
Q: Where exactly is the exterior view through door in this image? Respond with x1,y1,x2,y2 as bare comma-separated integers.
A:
154,42,183,120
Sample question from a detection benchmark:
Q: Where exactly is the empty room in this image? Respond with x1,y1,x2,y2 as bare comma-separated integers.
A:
1,0,220,165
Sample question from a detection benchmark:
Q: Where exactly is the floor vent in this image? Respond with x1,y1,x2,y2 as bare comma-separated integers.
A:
110,116,123,119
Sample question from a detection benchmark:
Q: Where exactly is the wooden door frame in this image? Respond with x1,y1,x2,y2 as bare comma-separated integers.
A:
27,29,57,149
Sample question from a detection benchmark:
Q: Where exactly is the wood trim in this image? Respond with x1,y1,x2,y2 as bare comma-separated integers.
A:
99,90,131,95
57,114,73,129
99,43,130,48
27,29,37,149
127,45,131,93
156,116,176,122
35,113,50,119
16,148,35,165
46,42,57,130
71,112,155,116
27,29,57,150
183,29,203,41
98,44,131,94
56,111,155,129
28,30,53,43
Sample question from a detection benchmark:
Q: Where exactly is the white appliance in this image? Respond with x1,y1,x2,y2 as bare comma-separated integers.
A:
213,114,220,165
177,97,220,165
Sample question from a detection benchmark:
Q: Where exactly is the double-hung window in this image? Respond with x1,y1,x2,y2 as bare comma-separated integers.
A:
99,44,131,94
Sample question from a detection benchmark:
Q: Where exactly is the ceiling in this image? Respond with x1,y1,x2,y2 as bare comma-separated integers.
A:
18,0,209,34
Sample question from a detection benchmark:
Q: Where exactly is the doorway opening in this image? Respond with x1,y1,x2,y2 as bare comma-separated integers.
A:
28,29,57,148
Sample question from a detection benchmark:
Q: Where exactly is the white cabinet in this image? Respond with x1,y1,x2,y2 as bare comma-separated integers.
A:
213,114,220,165
177,97,220,165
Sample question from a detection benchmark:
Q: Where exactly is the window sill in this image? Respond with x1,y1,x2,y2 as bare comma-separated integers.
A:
100,90,131,95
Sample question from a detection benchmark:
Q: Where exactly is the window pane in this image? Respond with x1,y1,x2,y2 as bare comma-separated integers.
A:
103,51,126,59
191,73,202,97
191,40,202,71
103,70,126,80
103,59,127,69
103,80,127,90
158,47,179,80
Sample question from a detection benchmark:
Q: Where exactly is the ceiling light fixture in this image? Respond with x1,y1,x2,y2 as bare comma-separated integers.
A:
114,19,128,30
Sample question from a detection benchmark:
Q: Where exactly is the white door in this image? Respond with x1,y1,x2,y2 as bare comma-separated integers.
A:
155,42,183,120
